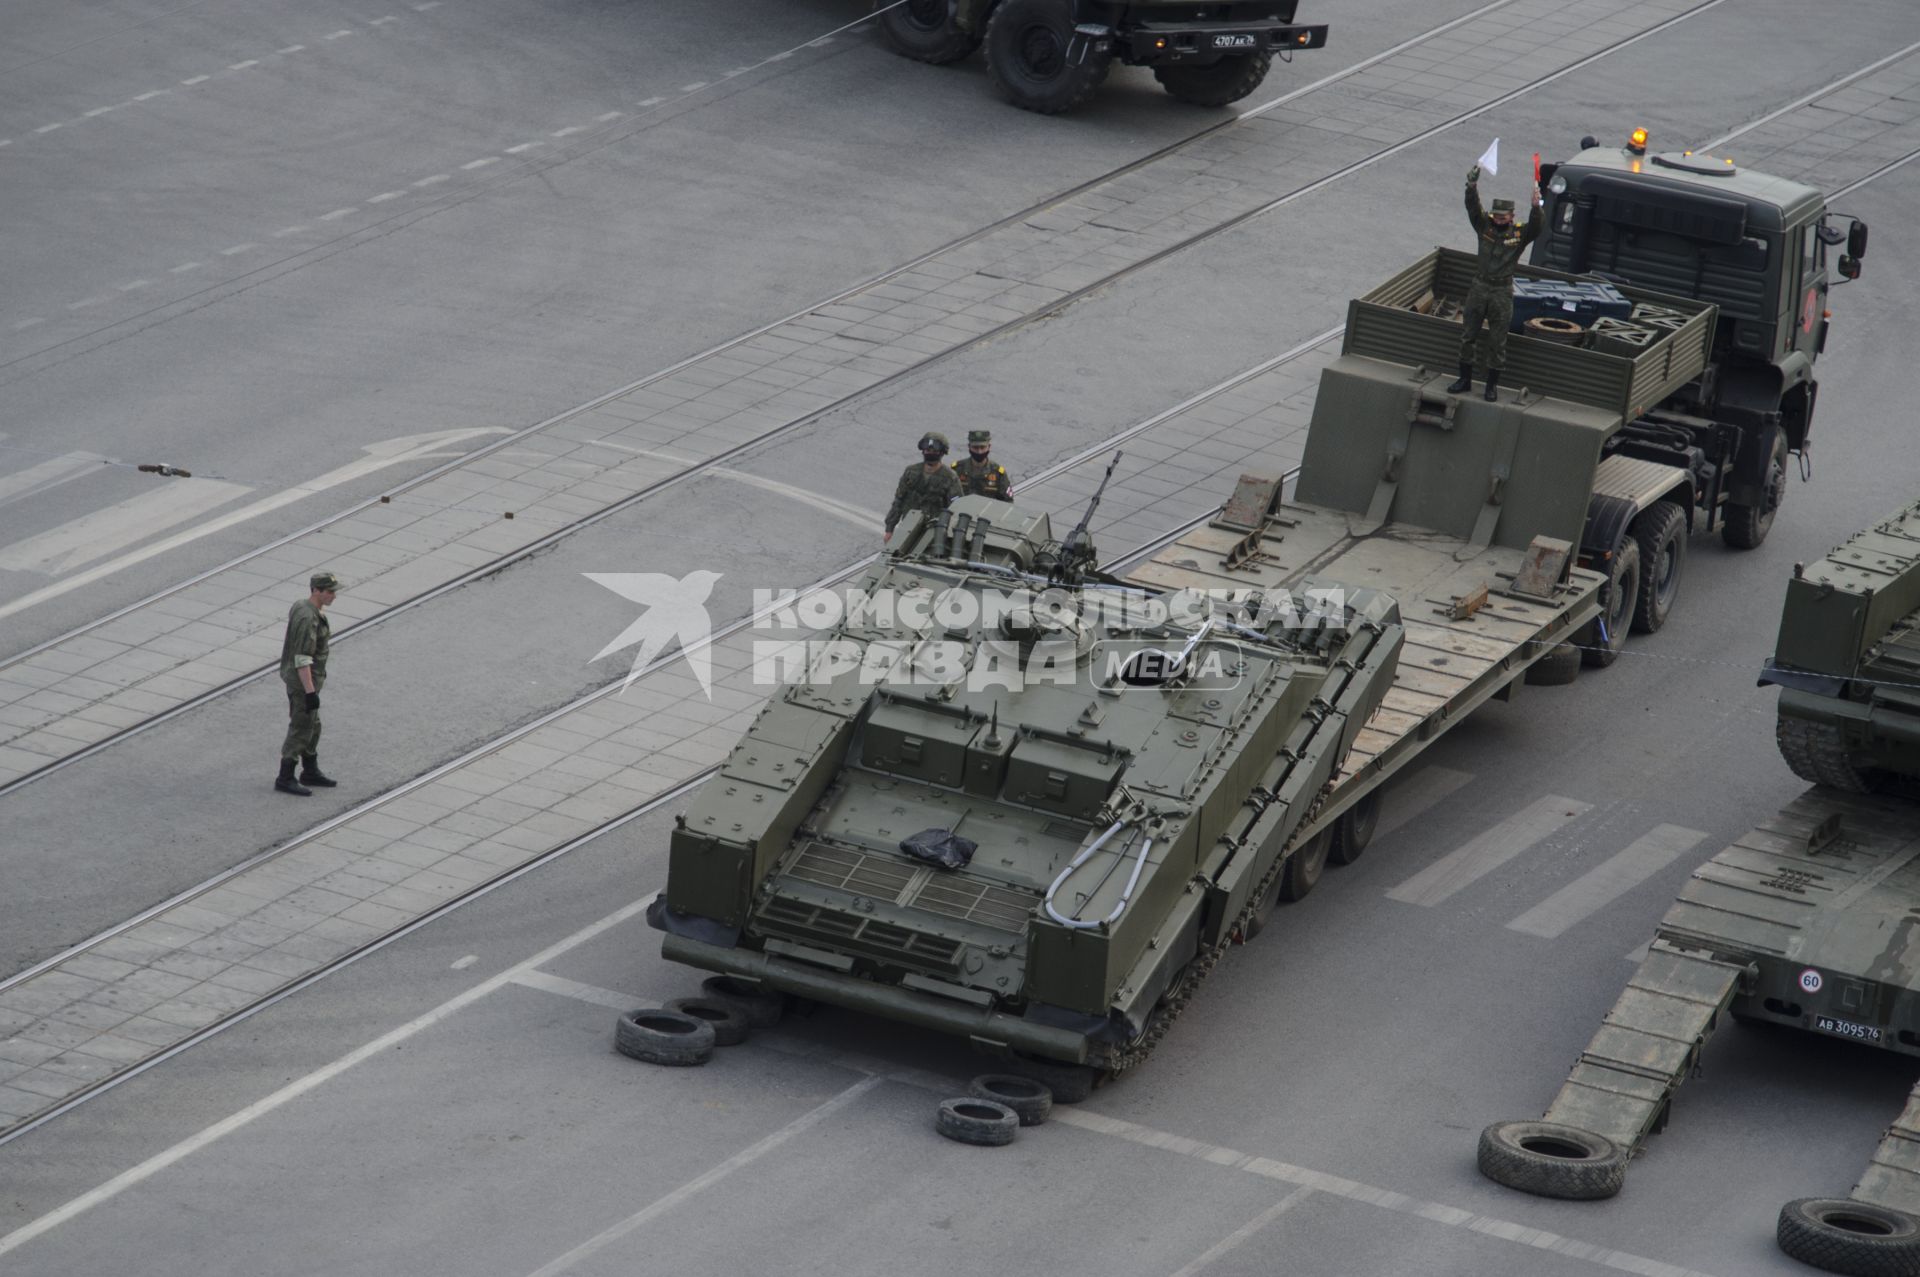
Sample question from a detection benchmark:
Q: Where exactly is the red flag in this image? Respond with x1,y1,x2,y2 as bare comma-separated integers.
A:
1532,151,1541,181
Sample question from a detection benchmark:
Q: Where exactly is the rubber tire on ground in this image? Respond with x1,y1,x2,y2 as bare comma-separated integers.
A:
1005,1050,1096,1103
664,996,752,1047
1524,640,1582,686
1777,1198,1920,1276
614,1008,716,1067
1628,501,1687,634
1278,829,1333,902
984,0,1111,114
936,1097,1019,1146
1578,538,1641,669
1151,54,1272,108
969,1074,1053,1126
1329,792,1382,867
876,0,983,64
700,975,786,1029
1477,1120,1627,1200
1724,425,1788,550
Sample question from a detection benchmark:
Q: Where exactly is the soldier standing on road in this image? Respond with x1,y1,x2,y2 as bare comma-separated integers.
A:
1448,164,1544,402
275,571,340,796
883,432,963,543
952,430,1014,501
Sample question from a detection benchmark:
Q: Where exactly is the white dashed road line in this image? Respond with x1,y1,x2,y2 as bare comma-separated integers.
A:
219,243,257,256
504,143,538,154
228,60,258,71
413,174,449,187
367,192,403,204
317,208,357,221
181,75,209,85
460,157,498,170
1506,825,1708,939
116,280,150,292
1387,796,1594,907
550,126,581,137
167,262,203,273
277,46,305,54
272,226,308,237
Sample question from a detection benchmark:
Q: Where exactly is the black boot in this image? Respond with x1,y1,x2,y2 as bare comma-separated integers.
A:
1446,362,1473,394
1483,369,1501,402
275,758,312,796
299,754,336,787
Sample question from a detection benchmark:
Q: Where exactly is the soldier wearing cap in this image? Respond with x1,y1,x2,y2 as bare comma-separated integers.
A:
1449,164,1544,401
275,571,340,796
952,430,1013,501
884,432,962,543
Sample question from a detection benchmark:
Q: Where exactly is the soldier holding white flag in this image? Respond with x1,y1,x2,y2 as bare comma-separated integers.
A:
1448,139,1543,402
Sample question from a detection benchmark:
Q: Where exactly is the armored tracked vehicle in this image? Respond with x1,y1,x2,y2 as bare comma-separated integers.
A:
1480,496,1920,1276
1536,128,1870,549
875,0,1327,114
650,480,1405,1083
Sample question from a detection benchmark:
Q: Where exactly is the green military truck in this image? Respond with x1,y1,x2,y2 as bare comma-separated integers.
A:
875,0,1327,113
1479,497,1920,1277
641,249,1742,1091
1535,128,1869,549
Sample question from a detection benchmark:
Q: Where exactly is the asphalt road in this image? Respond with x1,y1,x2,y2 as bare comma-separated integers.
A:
3,0,1920,1273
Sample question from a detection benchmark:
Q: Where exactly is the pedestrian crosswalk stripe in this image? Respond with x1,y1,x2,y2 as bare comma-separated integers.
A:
1386,795,1593,907
1505,824,1708,939
0,451,106,510
0,479,250,576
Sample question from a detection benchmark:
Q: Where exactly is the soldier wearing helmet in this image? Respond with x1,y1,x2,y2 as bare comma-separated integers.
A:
1449,164,1544,402
884,431,963,542
952,429,1013,502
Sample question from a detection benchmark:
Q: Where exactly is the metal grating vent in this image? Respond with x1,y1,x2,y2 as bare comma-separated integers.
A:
757,897,965,973
907,876,1035,933
787,843,917,899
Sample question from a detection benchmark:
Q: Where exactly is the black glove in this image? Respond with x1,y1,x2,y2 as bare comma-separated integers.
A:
1467,164,1481,185
304,691,321,711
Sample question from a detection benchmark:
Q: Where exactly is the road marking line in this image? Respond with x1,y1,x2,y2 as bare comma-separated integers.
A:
584,439,879,528
460,157,497,169
117,279,151,291
65,297,102,310
1050,1108,1719,1277
413,174,449,186
133,90,167,100
1169,1187,1315,1277
228,60,258,70
723,67,748,78
370,15,399,25
324,30,353,40
219,243,257,256
504,142,538,153
1506,824,1707,939
367,191,402,203
550,126,581,137
11,317,45,331
168,262,203,273
637,96,664,106
33,123,62,134
277,45,305,54
1374,765,1474,839
0,452,107,508
1386,796,1593,907
83,107,115,117
508,970,635,1011
766,50,791,61
318,207,357,220
596,111,622,121
0,139,11,146
272,225,308,237
0,894,657,1261
181,75,209,85
450,955,477,970
679,82,707,92
0,479,252,576
525,1075,886,1277
412,1,441,9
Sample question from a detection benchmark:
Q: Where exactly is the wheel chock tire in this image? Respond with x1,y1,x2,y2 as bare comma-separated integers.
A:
700,975,786,1029
1477,1120,1627,1200
969,1074,1053,1126
1777,1198,1920,1276
665,996,752,1047
1004,1050,1096,1103
614,1008,715,1067
936,1097,1019,1146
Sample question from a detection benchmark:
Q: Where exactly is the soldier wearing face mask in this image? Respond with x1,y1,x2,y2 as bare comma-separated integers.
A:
1449,164,1544,402
884,431,963,543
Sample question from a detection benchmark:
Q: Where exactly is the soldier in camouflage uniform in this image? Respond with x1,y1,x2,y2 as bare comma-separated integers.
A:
952,429,1013,501
884,432,962,542
275,570,341,796
1448,164,1544,401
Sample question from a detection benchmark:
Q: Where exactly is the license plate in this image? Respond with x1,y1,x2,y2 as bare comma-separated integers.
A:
1212,33,1257,48
1816,1015,1883,1043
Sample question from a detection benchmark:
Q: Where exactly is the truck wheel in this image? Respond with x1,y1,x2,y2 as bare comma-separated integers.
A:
1005,1050,1096,1103
1524,641,1581,686
1329,792,1381,866
1777,1198,1920,1276
1723,426,1788,550
701,975,786,1029
1152,54,1272,108
664,996,751,1047
877,0,983,64
1278,829,1333,902
985,0,1111,114
1776,716,1878,793
970,1074,1053,1125
1477,1120,1627,1200
1579,539,1640,669
614,1008,715,1066
936,1097,1019,1146
1629,502,1687,634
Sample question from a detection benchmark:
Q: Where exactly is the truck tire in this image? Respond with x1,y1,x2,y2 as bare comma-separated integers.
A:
1723,425,1788,550
1579,539,1640,669
985,0,1111,114
1152,54,1272,108
877,0,983,64
970,1074,1053,1125
1777,1198,1920,1276
664,996,751,1047
614,1008,715,1066
1278,829,1333,902
936,1097,1019,1146
1524,641,1581,686
1777,716,1877,793
1005,1050,1096,1103
1629,501,1687,634
1329,791,1381,866
701,975,786,1029
1477,1120,1627,1200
